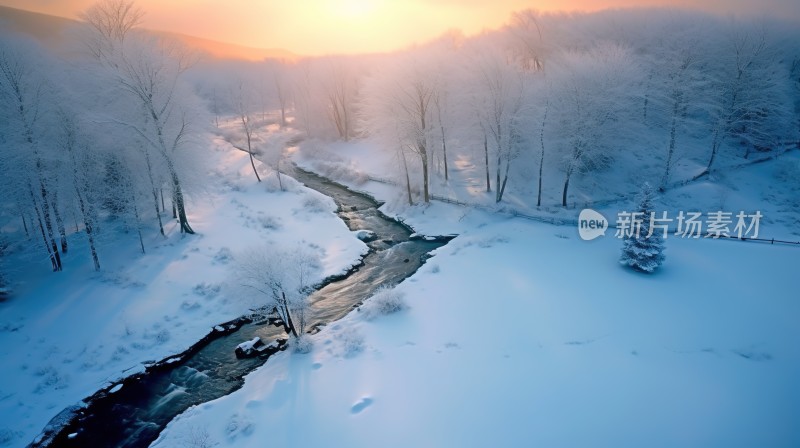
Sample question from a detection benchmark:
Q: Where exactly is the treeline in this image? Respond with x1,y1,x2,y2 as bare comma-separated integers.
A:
204,9,799,207
0,0,205,284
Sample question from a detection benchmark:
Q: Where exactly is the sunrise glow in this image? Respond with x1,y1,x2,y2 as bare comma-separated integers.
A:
0,0,798,56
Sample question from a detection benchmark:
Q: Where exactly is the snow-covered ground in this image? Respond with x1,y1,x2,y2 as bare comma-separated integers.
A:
152,137,800,447
292,138,800,240
0,135,367,447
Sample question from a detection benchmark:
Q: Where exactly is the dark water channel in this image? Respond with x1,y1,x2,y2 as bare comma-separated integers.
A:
32,166,452,448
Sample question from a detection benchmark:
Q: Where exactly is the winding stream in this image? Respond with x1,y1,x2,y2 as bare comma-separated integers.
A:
32,166,452,448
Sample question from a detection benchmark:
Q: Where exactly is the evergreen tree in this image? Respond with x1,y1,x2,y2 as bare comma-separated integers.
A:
620,183,666,273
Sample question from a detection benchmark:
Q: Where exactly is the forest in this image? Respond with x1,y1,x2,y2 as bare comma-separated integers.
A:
1,3,799,296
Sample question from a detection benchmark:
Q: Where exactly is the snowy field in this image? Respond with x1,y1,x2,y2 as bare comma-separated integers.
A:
0,137,367,447
152,138,800,448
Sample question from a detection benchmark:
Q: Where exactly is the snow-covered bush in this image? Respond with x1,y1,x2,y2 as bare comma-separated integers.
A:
213,248,234,264
302,194,330,213
183,425,214,448
232,244,322,339
225,413,254,441
257,215,282,230
336,326,365,357
292,334,313,354
193,282,222,298
361,286,407,320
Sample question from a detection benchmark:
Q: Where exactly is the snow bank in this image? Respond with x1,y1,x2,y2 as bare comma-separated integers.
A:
0,131,367,447
152,207,800,447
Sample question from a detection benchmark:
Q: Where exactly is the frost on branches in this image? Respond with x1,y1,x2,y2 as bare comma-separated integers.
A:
620,183,666,273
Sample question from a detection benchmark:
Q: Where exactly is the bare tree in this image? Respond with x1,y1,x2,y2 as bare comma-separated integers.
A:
0,43,63,271
233,245,321,338
58,112,102,270
471,51,526,203
323,61,357,141
233,81,261,182
537,98,548,207
550,44,639,207
360,57,437,204
80,0,143,44
271,61,291,128
82,0,198,234
698,23,794,178
433,88,450,181
507,9,547,72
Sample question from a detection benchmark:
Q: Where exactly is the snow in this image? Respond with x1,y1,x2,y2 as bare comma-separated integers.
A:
353,229,375,241
108,384,123,394
153,208,800,448
0,135,367,447
151,137,800,448
236,337,261,352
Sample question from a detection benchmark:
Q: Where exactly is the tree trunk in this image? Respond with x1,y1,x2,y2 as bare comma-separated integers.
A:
242,118,261,182
30,186,59,271
166,160,194,234
441,125,449,181
495,153,502,202
661,105,679,191
248,151,261,182
151,188,165,236
484,133,491,193
160,188,166,213
143,149,165,235
131,193,145,254
18,205,30,237
22,214,30,236
421,149,430,203
275,157,284,191
51,194,68,253
642,70,653,125
537,103,547,207
497,159,510,203
562,168,572,208
75,188,101,270
695,126,721,180
401,150,413,206
282,292,299,338
40,197,62,270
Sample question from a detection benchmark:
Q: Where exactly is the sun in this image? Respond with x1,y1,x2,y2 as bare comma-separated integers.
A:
334,0,377,19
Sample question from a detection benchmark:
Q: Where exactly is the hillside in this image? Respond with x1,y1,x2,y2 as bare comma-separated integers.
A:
0,5,296,61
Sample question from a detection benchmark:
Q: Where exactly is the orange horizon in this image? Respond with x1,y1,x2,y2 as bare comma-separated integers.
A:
0,0,798,56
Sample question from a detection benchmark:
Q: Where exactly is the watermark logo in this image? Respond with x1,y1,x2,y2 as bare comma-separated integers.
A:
578,209,763,240
578,209,608,241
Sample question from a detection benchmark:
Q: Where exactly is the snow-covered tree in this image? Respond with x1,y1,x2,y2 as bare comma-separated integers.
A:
360,54,439,203
0,39,64,271
233,245,322,338
322,60,359,141
620,183,665,273
699,22,795,176
467,44,527,203
550,43,640,207
232,80,262,182
82,0,200,234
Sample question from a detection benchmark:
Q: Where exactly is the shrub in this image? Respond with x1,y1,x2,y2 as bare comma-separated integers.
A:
292,334,313,354
362,287,407,320
337,327,365,357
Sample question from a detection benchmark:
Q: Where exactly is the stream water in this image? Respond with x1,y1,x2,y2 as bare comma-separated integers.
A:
31,166,451,448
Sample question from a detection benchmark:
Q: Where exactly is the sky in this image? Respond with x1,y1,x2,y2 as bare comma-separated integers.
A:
1,0,799,55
